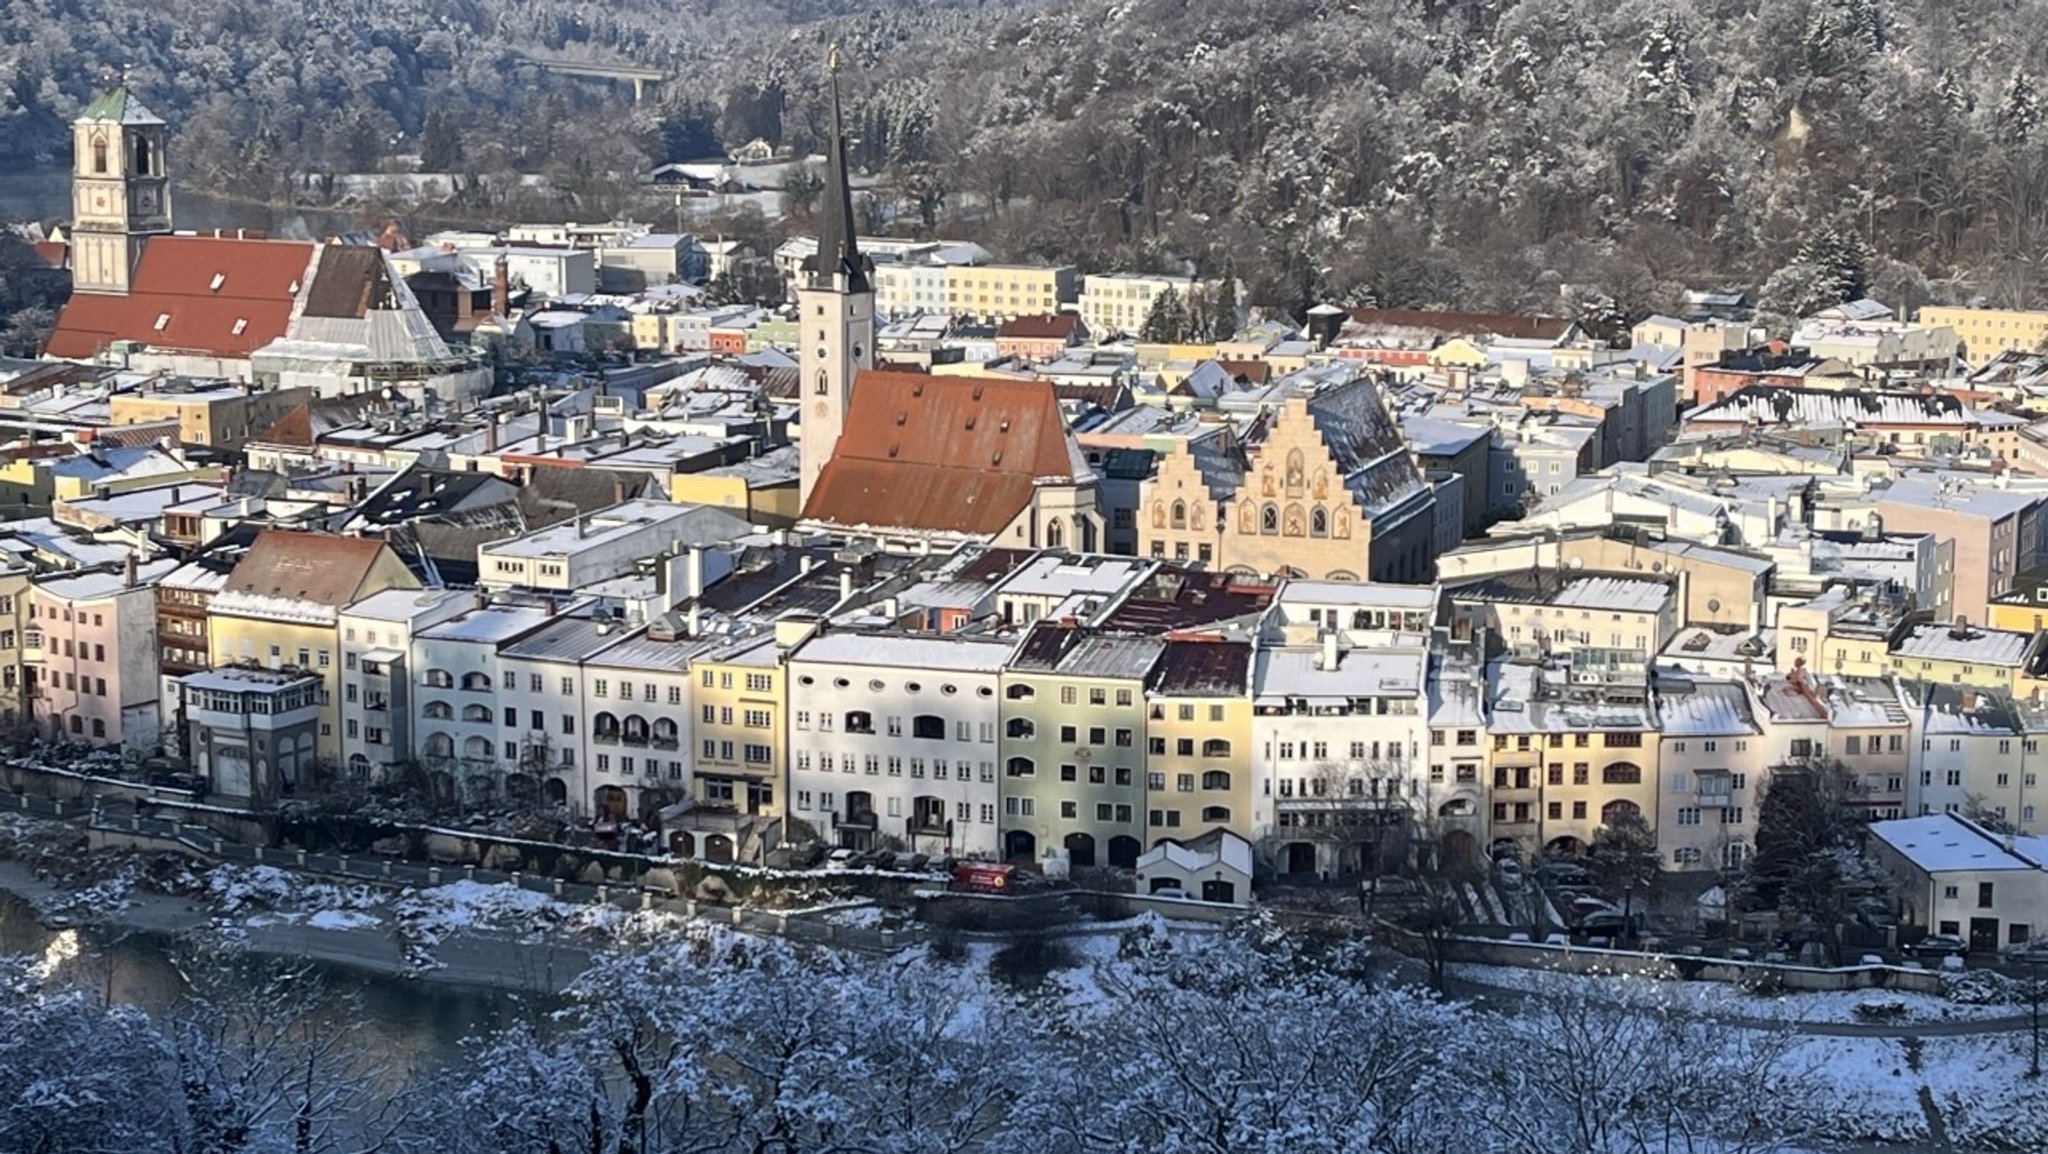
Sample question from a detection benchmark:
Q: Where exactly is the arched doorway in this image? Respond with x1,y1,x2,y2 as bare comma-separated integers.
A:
1282,841,1317,875
544,778,568,807
1545,835,1586,859
594,786,627,820
1440,829,1478,869
1600,799,1643,826
704,834,735,863
1063,831,1096,868
1004,829,1037,863
670,831,697,857
1108,835,1143,869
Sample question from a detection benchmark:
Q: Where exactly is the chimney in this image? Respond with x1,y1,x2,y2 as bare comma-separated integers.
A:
687,604,702,636
1317,629,1340,672
123,553,137,588
1951,614,1970,640
472,591,488,611
544,599,558,618
685,545,706,598
1961,689,1978,712
493,255,511,318
839,569,854,602
882,596,900,620
575,512,587,538
485,412,499,453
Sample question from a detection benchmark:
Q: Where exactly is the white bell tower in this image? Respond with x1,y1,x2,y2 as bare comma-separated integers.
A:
70,84,173,297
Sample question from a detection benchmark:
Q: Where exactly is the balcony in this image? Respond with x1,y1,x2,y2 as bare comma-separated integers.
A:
652,737,680,751
593,730,621,746
364,696,390,714
838,808,879,831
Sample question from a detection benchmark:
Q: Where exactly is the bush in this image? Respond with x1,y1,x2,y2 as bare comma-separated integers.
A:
1942,969,2019,1006
1852,998,1909,1023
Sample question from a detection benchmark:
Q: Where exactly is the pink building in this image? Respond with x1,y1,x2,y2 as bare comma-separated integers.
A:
28,555,174,748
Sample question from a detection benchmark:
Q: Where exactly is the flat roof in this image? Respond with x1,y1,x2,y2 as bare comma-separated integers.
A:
1871,813,2048,874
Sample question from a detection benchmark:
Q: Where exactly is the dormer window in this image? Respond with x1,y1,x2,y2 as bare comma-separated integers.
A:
209,273,226,292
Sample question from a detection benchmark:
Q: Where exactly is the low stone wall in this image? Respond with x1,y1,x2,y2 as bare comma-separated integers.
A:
1380,922,1947,994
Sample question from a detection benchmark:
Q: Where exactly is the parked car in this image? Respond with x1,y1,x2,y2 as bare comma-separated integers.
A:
1149,886,1191,901
1904,933,1969,959
1368,876,1421,896
823,848,857,873
1538,861,1590,886
2001,937,2048,962
148,771,208,796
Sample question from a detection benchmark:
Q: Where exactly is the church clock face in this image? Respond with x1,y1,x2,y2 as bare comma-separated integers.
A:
812,401,831,418
135,186,159,215
89,188,110,215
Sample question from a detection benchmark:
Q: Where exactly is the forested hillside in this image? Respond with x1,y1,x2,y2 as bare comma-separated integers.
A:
5,0,2048,317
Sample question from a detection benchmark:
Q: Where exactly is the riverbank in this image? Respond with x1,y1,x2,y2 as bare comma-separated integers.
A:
0,859,593,994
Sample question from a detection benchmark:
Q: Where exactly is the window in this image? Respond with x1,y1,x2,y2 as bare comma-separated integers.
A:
1601,763,1642,785
845,710,874,735
1980,882,1995,909
1677,808,1701,826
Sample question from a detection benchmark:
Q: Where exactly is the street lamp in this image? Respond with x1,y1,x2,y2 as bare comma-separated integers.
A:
2028,952,2043,1080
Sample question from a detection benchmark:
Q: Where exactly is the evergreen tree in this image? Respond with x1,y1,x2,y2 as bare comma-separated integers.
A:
1140,286,1189,342
1998,69,2041,145
336,106,383,174
419,108,461,172
1793,221,1871,304
1210,267,1240,340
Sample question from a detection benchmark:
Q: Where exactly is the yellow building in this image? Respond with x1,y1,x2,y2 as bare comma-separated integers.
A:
671,455,801,527
206,531,419,763
1773,591,1899,679
1142,640,1255,844
0,563,31,726
109,383,311,450
1484,659,1660,858
944,264,1078,323
1886,619,2039,691
1080,273,1197,339
684,623,800,819
1138,374,1436,582
1445,571,1679,661
1917,306,2048,363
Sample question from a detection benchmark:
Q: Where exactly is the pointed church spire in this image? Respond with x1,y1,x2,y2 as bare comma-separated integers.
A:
812,44,870,294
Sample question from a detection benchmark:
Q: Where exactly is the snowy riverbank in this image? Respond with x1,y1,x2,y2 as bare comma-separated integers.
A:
0,858,598,993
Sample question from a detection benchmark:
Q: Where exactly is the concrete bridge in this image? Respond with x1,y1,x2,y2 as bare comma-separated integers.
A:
514,54,667,103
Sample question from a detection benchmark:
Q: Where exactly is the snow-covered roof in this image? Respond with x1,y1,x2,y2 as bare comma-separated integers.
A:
1870,813,2048,874
1254,647,1424,702
1891,621,2032,667
791,631,1013,673
1135,829,1254,879
1655,678,1759,738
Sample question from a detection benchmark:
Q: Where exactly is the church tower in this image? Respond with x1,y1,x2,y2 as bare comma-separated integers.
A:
797,47,875,506
70,85,172,297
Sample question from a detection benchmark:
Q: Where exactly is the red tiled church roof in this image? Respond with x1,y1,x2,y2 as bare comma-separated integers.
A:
44,236,315,361
32,241,67,270
802,371,1080,538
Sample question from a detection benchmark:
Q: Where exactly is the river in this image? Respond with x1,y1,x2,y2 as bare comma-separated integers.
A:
0,164,376,239
0,888,533,1078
